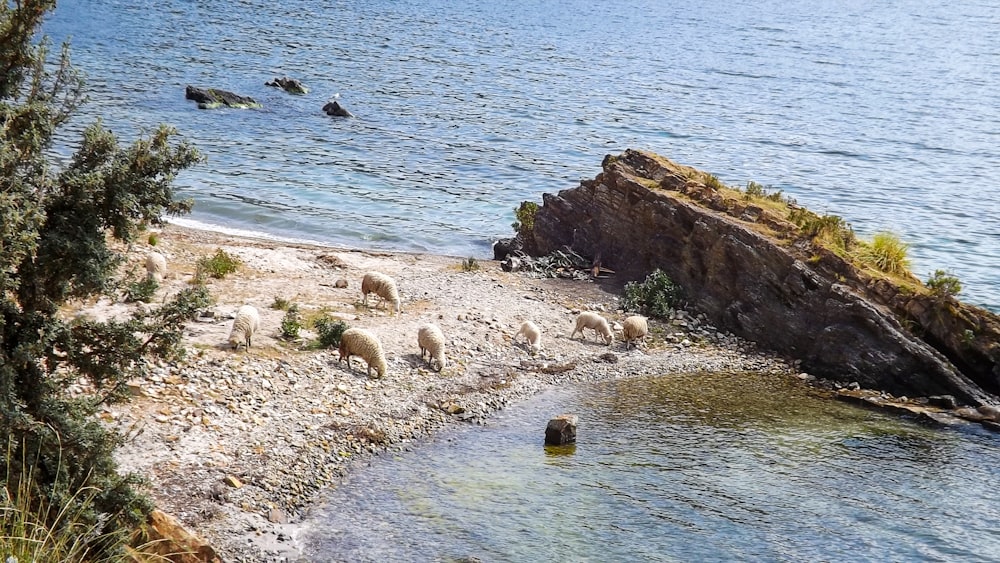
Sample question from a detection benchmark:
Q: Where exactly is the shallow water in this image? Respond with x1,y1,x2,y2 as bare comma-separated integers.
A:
301,372,1000,562
43,0,1000,311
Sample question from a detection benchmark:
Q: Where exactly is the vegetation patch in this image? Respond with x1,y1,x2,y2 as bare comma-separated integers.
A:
926,269,962,300
621,268,683,318
281,304,303,339
196,248,242,280
313,316,349,348
512,201,539,237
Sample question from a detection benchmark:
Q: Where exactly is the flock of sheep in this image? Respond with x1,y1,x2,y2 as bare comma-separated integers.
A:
145,252,650,380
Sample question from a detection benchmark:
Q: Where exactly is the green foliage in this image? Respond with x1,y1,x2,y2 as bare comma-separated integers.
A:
147,232,159,246
313,316,349,348
621,268,682,319
511,201,539,236
744,180,787,203
271,296,291,310
280,304,302,339
789,208,855,254
860,231,910,275
0,2,207,555
196,248,241,279
123,276,158,303
926,269,962,299
461,257,480,272
703,174,725,190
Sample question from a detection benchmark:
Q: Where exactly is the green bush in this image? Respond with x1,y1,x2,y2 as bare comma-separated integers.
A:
926,269,962,299
123,276,159,303
147,232,159,246
271,296,292,310
314,316,349,348
511,201,539,236
863,231,910,275
621,268,682,318
280,304,302,339
196,248,241,279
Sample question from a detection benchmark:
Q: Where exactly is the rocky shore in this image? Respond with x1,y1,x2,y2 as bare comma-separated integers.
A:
89,224,797,561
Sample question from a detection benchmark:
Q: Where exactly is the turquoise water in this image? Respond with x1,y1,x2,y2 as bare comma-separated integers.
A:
43,0,1000,311
302,372,1000,562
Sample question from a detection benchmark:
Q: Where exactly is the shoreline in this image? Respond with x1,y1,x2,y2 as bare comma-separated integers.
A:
100,223,795,561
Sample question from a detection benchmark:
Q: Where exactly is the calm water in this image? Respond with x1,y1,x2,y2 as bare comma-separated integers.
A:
302,372,1000,562
43,0,1000,312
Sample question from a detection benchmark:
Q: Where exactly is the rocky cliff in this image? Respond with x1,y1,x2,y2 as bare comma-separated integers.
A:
525,149,1000,406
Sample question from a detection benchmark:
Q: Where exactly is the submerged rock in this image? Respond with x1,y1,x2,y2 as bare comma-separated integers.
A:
545,413,578,445
185,85,261,109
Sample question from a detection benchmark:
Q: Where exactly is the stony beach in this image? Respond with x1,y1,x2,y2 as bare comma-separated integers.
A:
85,224,797,561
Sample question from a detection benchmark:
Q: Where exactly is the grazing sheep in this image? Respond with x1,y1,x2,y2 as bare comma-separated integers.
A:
145,251,167,283
417,323,447,372
228,305,260,350
338,327,387,378
361,271,401,315
571,311,614,345
514,320,542,354
622,315,649,349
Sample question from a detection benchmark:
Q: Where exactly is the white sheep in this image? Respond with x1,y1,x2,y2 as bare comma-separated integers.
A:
228,305,260,350
622,315,649,349
361,271,401,315
417,323,447,372
571,311,614,345
145,251,167,283
514,320,542,354
338,327,388,378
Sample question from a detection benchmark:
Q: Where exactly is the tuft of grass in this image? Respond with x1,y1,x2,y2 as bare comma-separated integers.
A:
859,231,910,275
926,269,962,299
271,296,292,310
621,268,682,319
313,316,349,348
280,304,302,339
195,248,241,280
703,174,725,190
461,257,480,272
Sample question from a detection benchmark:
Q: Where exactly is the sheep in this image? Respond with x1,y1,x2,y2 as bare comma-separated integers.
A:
571,311,614,345
361,271,401,315
228,305,260,350
417,323,447,372
145,251,167,283
338,327,388,378
514,320,542,354
622,315,649,349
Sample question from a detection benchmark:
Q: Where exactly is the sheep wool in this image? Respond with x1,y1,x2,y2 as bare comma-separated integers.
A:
622,315,649,349
338,327,388,378
145,251,167,283
515,320,542,353
361,271,401,315
228,305,260,350
417,323,447,372
571,311,614,345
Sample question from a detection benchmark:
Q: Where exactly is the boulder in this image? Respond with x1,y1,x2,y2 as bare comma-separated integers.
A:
545,414,578,445
132,509,221,562
323,100,354,117
524,149,1000,405
265,76,308,94
185,85,261,109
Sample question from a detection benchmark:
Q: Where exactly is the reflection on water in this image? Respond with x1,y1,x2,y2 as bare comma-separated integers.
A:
303,372,1000,562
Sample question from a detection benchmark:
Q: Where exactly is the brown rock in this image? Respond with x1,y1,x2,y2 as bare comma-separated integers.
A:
223,475,243,488
545,414,578,445
134,509,221,563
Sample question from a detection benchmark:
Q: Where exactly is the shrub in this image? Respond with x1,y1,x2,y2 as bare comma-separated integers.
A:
271,296,291,310
147,232,159,246
123,277,159,303
926,269,962,299
280,304,302,339
862,231,910,275
461,257,480,272
196,248,241,279
745,180,766,199
621,268,682,318
703,174,725,190
314,316,349,348
511,201,539,236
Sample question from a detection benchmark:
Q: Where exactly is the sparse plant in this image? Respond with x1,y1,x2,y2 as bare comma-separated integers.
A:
926,269,962,299
271,296,291,310
147,232,159,246
123,276,158,303
511,201,539,237
745,180,766,199
704,174,725,190
196,248,241,279
961,329,976,347
461,257,480,272
314,316,349,348
280,304,302,339
621,268,682,319
861,231,910,275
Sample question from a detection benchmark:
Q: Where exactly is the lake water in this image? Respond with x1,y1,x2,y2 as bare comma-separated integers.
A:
301,372,1000,562
43,0,1000,312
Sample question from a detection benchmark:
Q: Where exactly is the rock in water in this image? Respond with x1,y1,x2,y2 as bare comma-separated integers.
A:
545,414,578,445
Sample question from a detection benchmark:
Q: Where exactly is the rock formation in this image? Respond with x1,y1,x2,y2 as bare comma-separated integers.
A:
323,99,354,117
185,85,261,109
265,76,308,94
522,149,1000,406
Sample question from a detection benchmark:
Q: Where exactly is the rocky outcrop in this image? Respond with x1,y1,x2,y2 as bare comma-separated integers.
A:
525,149,1000,406
265,76,308,94
130,509,221,562
185,85,261,109
323,100,354,117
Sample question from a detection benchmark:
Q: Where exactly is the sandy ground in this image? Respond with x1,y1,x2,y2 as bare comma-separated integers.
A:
75,223,793,561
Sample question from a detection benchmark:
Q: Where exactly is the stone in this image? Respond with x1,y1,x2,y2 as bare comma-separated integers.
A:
524,148,1000,406
545,414,578,445
184,85,260,109
139,509,222,562
267,507,289,524
265,76,308,94
334,278,349,288
323,100,354,117
928,395,959,410
223,475,243,488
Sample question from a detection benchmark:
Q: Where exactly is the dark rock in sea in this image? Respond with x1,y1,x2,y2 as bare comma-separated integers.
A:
928,395,959,410
323,100,354,117
265,76,308,94
522,148,1000,405
185,85,261,109
545,414,578,445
